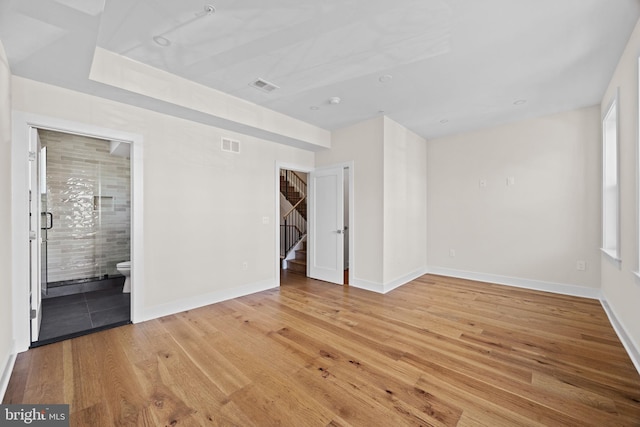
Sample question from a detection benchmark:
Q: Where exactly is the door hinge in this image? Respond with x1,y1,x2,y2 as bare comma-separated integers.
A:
30,309,37,319
28,151,36,161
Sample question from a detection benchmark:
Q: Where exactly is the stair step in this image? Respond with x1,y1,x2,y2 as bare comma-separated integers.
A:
287,258,306,274
295,250,306,260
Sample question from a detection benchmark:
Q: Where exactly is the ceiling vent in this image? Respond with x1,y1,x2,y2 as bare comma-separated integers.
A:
221,137,240,153
249,78,279,93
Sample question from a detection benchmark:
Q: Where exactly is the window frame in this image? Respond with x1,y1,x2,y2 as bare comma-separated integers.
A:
636,59,640,281
601,88,621,268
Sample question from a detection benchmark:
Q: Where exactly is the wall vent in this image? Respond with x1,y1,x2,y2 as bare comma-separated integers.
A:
249,78,279,93
221,137,240,153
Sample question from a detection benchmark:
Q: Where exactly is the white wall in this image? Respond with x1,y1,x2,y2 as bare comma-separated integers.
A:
316,117,384,286
11,76,314,320
383,117,428,288
427,106,601,293
0,41,14,396
317,116,428,292
600,18,640,358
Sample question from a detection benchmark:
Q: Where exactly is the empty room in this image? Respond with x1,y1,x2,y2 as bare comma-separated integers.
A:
1,0,640,425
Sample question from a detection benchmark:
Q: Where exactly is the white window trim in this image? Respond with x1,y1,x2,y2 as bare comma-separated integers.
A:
636,58,640,281
601,88,621,268
601,247,622,267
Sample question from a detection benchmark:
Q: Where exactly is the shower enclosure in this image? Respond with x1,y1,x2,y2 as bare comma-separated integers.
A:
39,129,131,296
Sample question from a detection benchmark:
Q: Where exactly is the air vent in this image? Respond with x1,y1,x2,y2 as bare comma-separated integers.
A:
221,137,240,153
249,78,279,93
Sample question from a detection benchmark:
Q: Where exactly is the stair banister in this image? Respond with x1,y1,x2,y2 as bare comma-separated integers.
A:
280,169,308,259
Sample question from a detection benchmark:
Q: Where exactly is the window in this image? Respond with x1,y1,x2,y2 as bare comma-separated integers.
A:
602,90,620,265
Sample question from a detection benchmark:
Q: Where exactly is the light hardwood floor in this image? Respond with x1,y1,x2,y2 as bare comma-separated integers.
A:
4,273,640,426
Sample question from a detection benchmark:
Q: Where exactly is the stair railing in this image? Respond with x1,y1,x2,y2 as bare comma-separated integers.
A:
280,199,307,258
280,170,307,258
280,169,306,201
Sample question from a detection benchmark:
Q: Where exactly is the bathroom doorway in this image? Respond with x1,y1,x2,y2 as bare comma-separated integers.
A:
31,129,132,346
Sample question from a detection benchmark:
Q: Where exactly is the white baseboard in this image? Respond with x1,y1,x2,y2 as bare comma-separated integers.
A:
0,340,17,402
600,298,640,375
383,267,429,293
138,279,278,322
349,277,384,293
349,267,429,294
426,266,602,300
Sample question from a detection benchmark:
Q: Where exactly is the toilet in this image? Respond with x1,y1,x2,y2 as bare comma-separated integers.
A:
116,261,131,293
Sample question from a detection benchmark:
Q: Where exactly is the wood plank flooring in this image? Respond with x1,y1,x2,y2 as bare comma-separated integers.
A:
4,273,640,426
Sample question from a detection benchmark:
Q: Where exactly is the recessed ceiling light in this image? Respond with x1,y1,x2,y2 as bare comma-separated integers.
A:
329,96,341,105
378,110,385,114
513,99,527,105
440,119,449,124
310,106,320,110
151,4,216,48
378,74,393,83
153,35,171,47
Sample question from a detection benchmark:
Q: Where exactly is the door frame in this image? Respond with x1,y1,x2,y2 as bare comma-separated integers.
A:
11,112,144,352
275,161,354,286
28,127,43,341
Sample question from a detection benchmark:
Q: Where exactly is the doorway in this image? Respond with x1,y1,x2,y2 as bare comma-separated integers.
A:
280,169,309,276
31,129,132,346
277,162,352,287
11,112,144,352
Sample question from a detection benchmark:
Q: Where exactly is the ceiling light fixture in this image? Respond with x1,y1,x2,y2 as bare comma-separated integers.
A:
310,106,320,110
152,4,216,47
378,74,393,83
152,35,171,47
440,119,449,124
329,97,341,105
513,99,527,105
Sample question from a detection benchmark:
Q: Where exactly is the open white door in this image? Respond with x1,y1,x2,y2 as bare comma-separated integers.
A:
308,166,344,284
28,127,43,342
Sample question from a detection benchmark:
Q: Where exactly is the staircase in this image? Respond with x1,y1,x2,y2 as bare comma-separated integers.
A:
280,175,307,219
286,240,307,274
280,170,307,274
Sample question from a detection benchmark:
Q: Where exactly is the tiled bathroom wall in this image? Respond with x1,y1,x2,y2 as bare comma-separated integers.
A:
39,130,130,283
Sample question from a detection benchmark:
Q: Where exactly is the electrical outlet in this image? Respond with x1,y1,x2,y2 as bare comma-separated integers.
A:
242,261,249,271
507,176,515,186
449,249,456,257
479,179,487,188
576,260,586,271
262,216,269,224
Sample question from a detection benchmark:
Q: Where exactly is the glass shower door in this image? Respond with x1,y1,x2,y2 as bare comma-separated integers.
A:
40,206,51,296
40,146,49,297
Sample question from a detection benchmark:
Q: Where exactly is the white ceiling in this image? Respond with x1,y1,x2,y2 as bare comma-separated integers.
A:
1,0,639,141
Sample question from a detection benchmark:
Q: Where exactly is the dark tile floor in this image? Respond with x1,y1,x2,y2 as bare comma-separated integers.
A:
36,286,131,345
